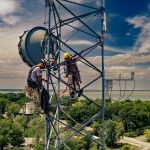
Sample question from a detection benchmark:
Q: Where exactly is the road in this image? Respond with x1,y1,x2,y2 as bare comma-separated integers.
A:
119,136,150,150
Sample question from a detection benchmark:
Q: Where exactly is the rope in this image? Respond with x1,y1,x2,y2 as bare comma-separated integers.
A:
106,52,136,101
119,80,127,101
123,54,136,100
115,77,122,101
123,54,135,100
125,78,135,100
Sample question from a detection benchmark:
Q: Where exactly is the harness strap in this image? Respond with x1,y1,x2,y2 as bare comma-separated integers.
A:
27,65,38,81
64,58,79,75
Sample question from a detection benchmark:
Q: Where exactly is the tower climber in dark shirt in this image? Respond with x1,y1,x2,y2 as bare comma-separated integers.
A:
62,52,83,98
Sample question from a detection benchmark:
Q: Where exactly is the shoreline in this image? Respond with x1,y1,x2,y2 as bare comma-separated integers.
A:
0,89,150,92
0,90,149,101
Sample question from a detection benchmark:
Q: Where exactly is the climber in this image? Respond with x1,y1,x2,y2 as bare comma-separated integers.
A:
26,58,50,114
62,52,83,98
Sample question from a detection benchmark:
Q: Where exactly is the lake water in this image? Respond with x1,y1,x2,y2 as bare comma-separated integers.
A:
0,89,149,101
83,91,150,101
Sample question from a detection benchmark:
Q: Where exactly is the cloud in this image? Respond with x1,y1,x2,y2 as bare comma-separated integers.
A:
67,40,94,46
77,53,150,89
1,15,21,25
61,20,82,37
0,0,20,15
126,16,147,28
106,53,150,66
0,25,25,57
85,55,132,67
89,53,150,67
61,0,100,8
126,15,150,53
105,46,127,53
67,39,127,53
105,66,150,80
79,52,150,79
0,0,45,26
0,57,28,78
72,0,85,3
0,0,149,90
126,32,131,36
96,0,102,7
105,33,115,42
0,0,22,26
70,0,96,4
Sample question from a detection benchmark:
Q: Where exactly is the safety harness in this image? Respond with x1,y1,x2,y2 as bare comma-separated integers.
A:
64,58,79,76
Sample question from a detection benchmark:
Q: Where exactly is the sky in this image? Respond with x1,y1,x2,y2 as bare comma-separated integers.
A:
0,0,150,91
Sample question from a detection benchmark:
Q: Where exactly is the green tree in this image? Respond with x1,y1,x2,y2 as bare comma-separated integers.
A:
105,120,124,147
120,145,131,150
0,119,24,149
8,127,24,147
5,93,17,102
34,144,45,150
0,119,11,149
16,93,27,105
13,115,31,132
25,115,44,143
67,101,89,125
0,98,8,114
105,100,150,135
0,114,4,119
67,100,99,126
144,129,150,142
119,101,150,133
91,122,101,136
6,102,20,117
65,136,89,150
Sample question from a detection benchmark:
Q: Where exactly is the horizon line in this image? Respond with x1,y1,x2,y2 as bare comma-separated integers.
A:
0,89,150,91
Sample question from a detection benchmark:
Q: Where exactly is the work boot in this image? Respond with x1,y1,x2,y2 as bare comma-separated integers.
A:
70,91,75,99
78,89,83,97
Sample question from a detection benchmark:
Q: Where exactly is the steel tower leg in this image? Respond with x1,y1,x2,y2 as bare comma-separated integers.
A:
45,0,53,150
101,0,107,149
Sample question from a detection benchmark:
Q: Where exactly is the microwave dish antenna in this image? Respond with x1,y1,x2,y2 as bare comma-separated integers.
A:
18,26,58,67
